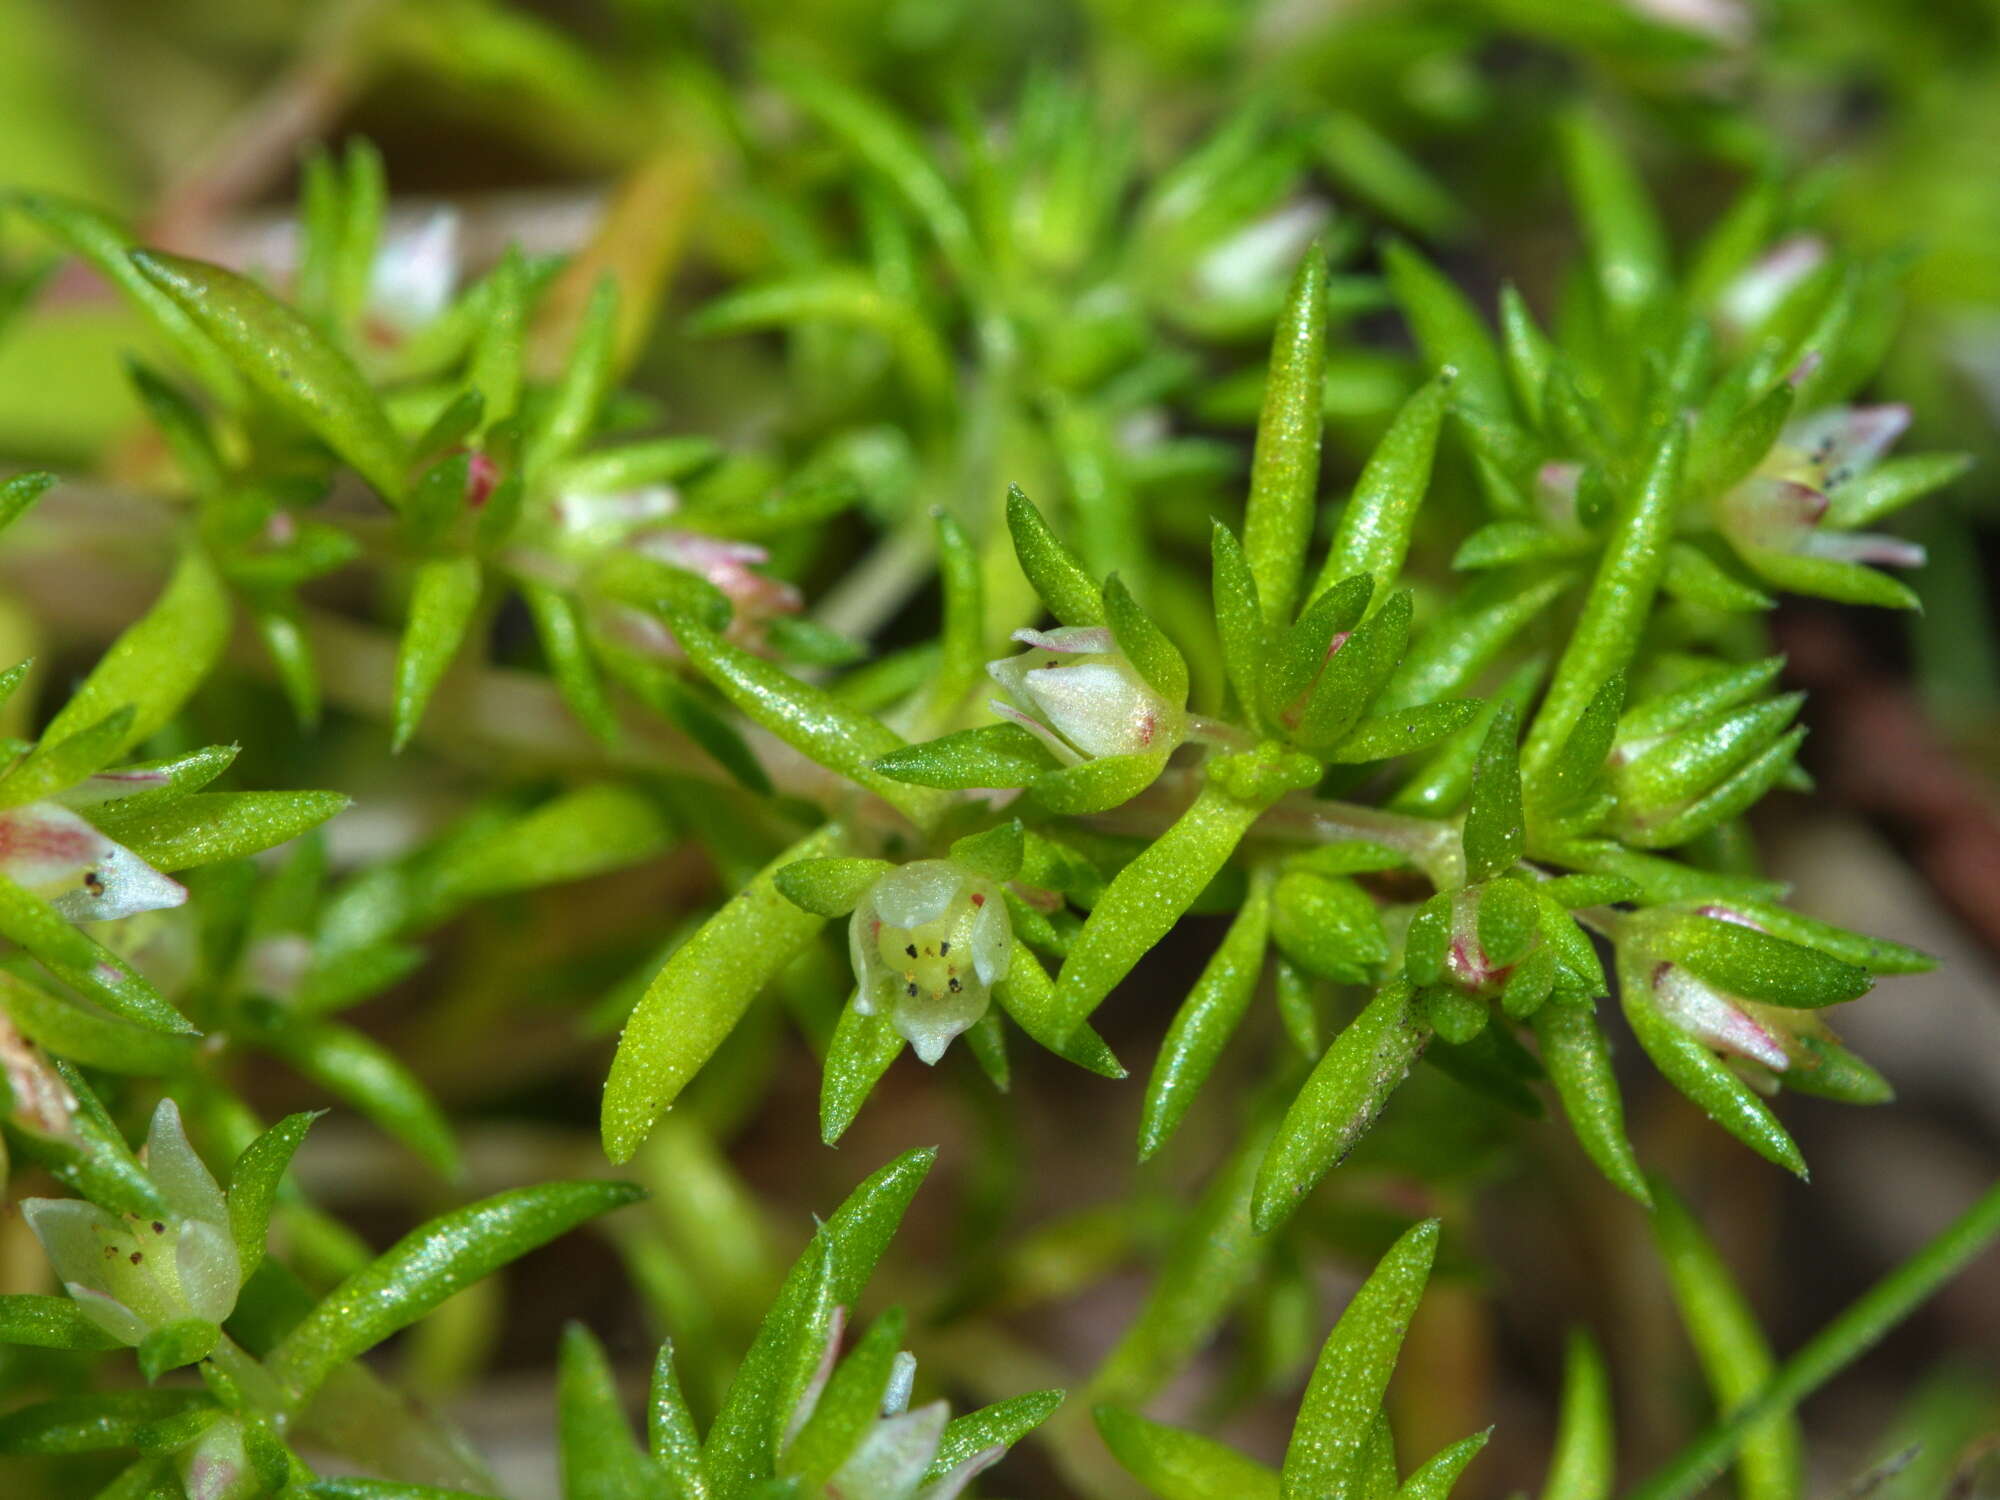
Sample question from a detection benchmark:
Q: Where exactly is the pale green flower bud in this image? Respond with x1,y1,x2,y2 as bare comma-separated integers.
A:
986,626,1184,765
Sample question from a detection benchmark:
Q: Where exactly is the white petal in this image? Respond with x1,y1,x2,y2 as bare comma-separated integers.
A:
50,836,187,922
883,1350,917,1416
1655,966,1789,1070
869,862,963,930
22,1197,127,1300
176,1220,242,1325
369,208,461,331
898,987,987,1066
829,1401,950,1500
144,1099,229,1230
969,895,1011,987
917,1443,1008,1500
1787,405,1909,489
1023,661,1163,759
1009,626,1116,655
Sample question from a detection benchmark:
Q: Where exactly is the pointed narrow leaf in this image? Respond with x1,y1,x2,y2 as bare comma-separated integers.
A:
776,858,893,918
1649,1178,1803,1500
1053,779,1266,1036
130,251,406,501
0,1295,124,1351
526,275,619,476
648,1341,708,1496
1245,247,1328,625
38,545,229,760
392,555,483,752
1317,375,1449,600
1462,704,1523,882
1211,521,1269,731
258,1018,458,1178
604,824,848,1162
702,1148,935,1493
873,723,1060,790
1326,700,1483,765
93,791,349,873
925,1390,1063,1483
1255,981,1430,1233
1383,241,1509,420
1560,113,1668,327
268,1180,644,1406
1531,1003,1649,1206
1618,952,1806,1177
1096,1406,1280,1500
13,195,245,405
821,1000,906,1146
559,1322,661,1500
1525,418,1684,774
0,874,193,1034
1397,1430,1490,1500
991,942,1125,1079
1140,870,1272,1160
1281,1218,1441,1500
1541,1331,1615,1500
672,615,943,825
1007,486,1105,628
225,1112,322,1281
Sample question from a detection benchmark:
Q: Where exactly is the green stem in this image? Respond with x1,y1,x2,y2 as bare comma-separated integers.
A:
1628,1176,2000,1500
208,1331,290,1419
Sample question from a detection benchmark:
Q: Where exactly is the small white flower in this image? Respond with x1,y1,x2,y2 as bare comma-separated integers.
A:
0,800,185,922
22,1099,242,1346
987,627,1183,766
849,861,1011,1064
1720,404,1926,569
786,1313,1012,1500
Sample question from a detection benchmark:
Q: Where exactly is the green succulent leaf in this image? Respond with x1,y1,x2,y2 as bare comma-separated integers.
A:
1097,1405,1280,1500
268,1179,644,1407
1542,1331,1616,1500
604,824,848,1163
130,251,407,501
1244,246,1328,626
1140,868,1273,1161
1254,981,1430,1233
1281,1218,1441,1500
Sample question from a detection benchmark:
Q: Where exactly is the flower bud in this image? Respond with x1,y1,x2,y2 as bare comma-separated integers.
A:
1716,235,1827,337
21,1099,242,1347
986,627,1185,765
366,207,461,338
849,860,1012,1064
1646,960,1791,1072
